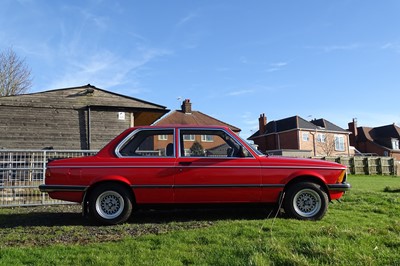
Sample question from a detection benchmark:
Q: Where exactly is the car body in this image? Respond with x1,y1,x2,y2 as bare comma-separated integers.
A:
39,125,350,224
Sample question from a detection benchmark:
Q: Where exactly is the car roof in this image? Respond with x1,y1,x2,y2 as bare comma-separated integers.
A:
131,124,232,130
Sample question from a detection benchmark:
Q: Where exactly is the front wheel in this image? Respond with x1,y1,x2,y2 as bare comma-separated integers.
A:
283,182,328,221
88,183,133,225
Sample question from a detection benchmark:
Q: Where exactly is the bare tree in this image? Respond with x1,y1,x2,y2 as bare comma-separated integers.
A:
317,133,336,156
0,47,32,96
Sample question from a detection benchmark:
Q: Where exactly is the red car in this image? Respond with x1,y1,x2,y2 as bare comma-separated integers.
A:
39,125,350,225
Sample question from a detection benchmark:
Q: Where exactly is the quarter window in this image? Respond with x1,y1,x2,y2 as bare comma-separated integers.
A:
118,129,174,157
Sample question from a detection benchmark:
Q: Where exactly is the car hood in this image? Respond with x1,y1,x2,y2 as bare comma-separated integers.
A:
258,155,346,169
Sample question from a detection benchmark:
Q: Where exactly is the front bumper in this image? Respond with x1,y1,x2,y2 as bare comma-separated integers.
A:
327,182,351,192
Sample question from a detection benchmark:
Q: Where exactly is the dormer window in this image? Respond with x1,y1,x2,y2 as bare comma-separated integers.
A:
392,139,399,150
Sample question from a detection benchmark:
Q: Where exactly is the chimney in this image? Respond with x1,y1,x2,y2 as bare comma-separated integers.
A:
348,118,358,146
259,113,267,135
181,99,192,114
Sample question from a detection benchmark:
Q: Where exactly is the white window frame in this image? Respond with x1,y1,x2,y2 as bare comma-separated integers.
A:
158,135,168,141
183,134,195,141
392,139,399,150
201,135,214,142
302,132,309,142
334,135,345,151
317,133,326,143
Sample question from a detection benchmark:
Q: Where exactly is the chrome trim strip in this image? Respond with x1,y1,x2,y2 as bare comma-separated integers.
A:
47,165,345,170
39,184,88,192
131,184,285,189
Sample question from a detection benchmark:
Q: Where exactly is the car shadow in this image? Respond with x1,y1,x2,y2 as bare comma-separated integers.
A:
0,211,86,228
0,205,281,228
130,206,280,224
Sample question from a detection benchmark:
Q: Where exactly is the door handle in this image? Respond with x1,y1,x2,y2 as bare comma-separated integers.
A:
179,161,192,166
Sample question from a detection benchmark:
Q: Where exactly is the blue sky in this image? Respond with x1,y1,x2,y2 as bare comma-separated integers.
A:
1,0,400,138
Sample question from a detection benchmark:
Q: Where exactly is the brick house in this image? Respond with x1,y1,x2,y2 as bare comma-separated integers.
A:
0,84,169,150
152,99,241,155
248,114,350,157
348,119,400,160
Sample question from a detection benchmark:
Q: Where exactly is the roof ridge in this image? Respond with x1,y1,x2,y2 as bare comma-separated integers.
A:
3,84,167,109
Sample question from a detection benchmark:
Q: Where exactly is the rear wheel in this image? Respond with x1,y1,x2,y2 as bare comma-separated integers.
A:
88,183,133,225
283,182,328,220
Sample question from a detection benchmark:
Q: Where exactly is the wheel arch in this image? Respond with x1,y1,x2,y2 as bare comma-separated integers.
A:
283,175,331,201
82,179,136,217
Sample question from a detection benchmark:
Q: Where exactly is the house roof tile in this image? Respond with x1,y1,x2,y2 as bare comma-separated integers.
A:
153,104,241,132
248,115,347,140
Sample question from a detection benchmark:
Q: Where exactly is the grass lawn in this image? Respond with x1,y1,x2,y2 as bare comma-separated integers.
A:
0,175,399,265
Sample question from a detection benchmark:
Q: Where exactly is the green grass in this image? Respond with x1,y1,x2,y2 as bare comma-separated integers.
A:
1,175,400,265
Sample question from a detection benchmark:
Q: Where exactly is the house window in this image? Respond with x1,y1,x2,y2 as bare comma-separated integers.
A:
392,139,399,150
317,133,326,143
183,134,195,141
201,135,214,142
158,135,168,141
334,135,345,151
302,132,309,141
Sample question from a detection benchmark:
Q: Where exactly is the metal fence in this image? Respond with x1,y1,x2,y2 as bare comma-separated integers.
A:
0,150,97,207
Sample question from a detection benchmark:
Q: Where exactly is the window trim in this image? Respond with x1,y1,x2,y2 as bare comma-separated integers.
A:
178,128,254,159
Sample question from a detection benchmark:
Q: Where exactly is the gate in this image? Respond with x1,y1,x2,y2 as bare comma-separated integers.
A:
0,150,97,207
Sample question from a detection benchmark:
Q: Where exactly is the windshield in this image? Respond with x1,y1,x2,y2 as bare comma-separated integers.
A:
236,134,264,156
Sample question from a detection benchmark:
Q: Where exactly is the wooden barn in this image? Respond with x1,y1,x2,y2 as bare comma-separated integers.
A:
0,84,169,150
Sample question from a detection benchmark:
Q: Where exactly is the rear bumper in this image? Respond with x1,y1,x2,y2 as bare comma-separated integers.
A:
327,182,351,192
39,184,88,193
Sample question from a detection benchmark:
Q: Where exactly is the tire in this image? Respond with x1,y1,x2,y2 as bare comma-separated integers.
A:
283,182,328,221
88,183,133,225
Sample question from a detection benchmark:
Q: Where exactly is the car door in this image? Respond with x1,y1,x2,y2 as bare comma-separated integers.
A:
173,128,261,203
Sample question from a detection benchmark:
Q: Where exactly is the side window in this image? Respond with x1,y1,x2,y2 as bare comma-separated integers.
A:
118,129,174,157
180,129,252,158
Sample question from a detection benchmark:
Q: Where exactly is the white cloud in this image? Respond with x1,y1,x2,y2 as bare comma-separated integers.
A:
47,47,172,91
307,43,361,53
266,61,288,72
177,12,198,27
227,89,254,96
381,42,400,53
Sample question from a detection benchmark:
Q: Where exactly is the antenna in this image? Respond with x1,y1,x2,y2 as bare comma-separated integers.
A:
177,97,182,109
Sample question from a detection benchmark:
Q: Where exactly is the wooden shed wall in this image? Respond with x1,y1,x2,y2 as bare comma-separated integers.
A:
0,105,131,150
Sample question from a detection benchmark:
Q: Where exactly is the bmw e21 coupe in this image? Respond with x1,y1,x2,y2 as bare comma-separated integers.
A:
39,125,350,225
